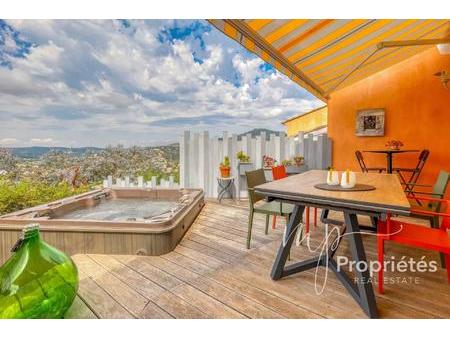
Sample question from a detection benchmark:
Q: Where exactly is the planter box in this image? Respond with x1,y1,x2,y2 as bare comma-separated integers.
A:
286,165,308,175
263,168,273,181
238,162,254,176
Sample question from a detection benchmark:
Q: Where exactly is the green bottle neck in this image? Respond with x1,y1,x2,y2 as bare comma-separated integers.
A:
21,224,41,246
23,229,40,242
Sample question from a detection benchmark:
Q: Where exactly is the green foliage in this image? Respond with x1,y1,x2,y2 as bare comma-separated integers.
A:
0,179,91,215
236,151,250,162
0,144,179,214
221,156,230,168
138,166,179,185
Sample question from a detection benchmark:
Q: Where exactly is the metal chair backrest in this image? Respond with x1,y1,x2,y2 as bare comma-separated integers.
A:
430,170,450,211
245,169,267,206
272,165,287,180
408,149,430,184
355,151,368,172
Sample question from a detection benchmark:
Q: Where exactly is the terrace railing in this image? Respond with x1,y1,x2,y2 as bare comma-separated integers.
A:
180,130,332,198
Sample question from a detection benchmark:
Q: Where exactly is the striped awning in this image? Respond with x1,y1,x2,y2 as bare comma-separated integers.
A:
208,19,450,100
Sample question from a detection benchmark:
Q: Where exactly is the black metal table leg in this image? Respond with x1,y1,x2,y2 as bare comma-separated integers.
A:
386,152,393,173
270,207,378,318
271,204,305,280
340,212,378,318
320,208,344,226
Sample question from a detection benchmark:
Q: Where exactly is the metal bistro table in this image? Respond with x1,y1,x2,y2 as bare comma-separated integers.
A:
254,170,410,318
217,176,235,202
363,149,419,173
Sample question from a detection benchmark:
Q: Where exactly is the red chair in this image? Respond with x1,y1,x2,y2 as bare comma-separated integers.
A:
377,196,450,294
271,165,317,231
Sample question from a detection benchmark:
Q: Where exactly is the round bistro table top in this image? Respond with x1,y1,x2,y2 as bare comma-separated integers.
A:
217,176,235,181
363,149,419,154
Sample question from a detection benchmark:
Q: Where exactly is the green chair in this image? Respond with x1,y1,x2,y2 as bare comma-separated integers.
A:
405,170,450,267
245,169,294,249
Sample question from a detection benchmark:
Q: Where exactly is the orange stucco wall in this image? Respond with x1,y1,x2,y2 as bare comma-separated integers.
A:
328,47,450,194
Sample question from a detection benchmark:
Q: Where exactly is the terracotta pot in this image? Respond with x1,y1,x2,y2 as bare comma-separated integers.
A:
220,166,231,178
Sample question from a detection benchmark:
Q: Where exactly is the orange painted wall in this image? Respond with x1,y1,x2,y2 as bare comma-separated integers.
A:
328,47,450,195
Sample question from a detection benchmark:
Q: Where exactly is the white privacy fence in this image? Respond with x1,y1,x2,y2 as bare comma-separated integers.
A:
180,130,332,198
102,175,178,189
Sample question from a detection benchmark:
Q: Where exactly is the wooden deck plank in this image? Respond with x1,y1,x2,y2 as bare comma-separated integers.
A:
152,291,209,319
64,295,98,319
88,254,166,300
115,255,185,290
139,301,173,319
151,253,285,319
72,255,147,317
178,239,238,265
72,267,134,319
162,251,316,319
70,201,450,319
170,283,246,319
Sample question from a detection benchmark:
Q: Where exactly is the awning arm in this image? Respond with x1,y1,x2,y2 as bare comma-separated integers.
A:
214,19,327,101
325,37,450,96
377,37,450,49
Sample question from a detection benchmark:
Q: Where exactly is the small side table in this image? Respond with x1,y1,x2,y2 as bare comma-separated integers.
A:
217,176,235,202
363,149,419,173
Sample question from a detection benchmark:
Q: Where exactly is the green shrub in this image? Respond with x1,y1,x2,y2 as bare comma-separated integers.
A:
138,167,179,185
0,179,91,215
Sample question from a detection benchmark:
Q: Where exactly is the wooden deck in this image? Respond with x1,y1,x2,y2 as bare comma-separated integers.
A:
66,200,450,319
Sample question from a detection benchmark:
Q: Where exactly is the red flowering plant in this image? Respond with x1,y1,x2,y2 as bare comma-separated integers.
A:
385,140,404,150
262,155,276,168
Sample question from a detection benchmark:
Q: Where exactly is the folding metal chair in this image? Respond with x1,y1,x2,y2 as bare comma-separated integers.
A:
355,151,385,173
395,149,430,202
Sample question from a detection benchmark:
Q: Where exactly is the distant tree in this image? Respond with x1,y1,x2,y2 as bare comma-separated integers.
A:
0,148,18,177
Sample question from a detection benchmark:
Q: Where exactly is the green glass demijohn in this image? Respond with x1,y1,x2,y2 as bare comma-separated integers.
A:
0,224,79,319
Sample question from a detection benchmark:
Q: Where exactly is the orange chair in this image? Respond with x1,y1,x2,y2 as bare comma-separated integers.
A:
271,165,317,231
377,196,450,294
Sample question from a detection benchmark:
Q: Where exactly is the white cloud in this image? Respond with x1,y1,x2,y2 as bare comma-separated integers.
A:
30,138,56,145
0,19,323,147
0,138,18,145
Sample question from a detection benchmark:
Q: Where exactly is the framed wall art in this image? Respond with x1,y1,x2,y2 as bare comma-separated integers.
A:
355,108,385,136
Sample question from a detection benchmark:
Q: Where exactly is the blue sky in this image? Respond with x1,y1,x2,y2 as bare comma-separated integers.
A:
0,19,322,147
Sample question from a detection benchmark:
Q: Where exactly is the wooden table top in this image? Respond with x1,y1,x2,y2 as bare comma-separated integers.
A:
255,170,410,215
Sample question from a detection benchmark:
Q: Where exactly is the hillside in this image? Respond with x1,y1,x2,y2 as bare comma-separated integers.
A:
8,146,103,159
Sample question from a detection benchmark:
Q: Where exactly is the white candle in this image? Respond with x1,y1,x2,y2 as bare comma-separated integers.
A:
341,170,356,189
327,170,340,185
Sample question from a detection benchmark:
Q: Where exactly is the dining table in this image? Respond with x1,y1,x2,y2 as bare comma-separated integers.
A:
363,149,419,173
254,170,410,318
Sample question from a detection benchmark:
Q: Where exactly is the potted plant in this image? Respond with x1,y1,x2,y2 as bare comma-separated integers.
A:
236,151,253,175
293,155,304,167
281,159,292,166
385,140,404,150
236,150,250,162
285,156,307,175
219,156,231,178
262,155,276,168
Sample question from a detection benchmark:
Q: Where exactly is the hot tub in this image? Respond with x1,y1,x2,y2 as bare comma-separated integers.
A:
0,188,204,264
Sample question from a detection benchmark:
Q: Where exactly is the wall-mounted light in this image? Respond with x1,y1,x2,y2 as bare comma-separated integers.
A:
437,43,450,55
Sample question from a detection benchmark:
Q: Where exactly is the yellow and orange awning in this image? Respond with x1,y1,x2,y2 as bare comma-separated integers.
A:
208,19,450,100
